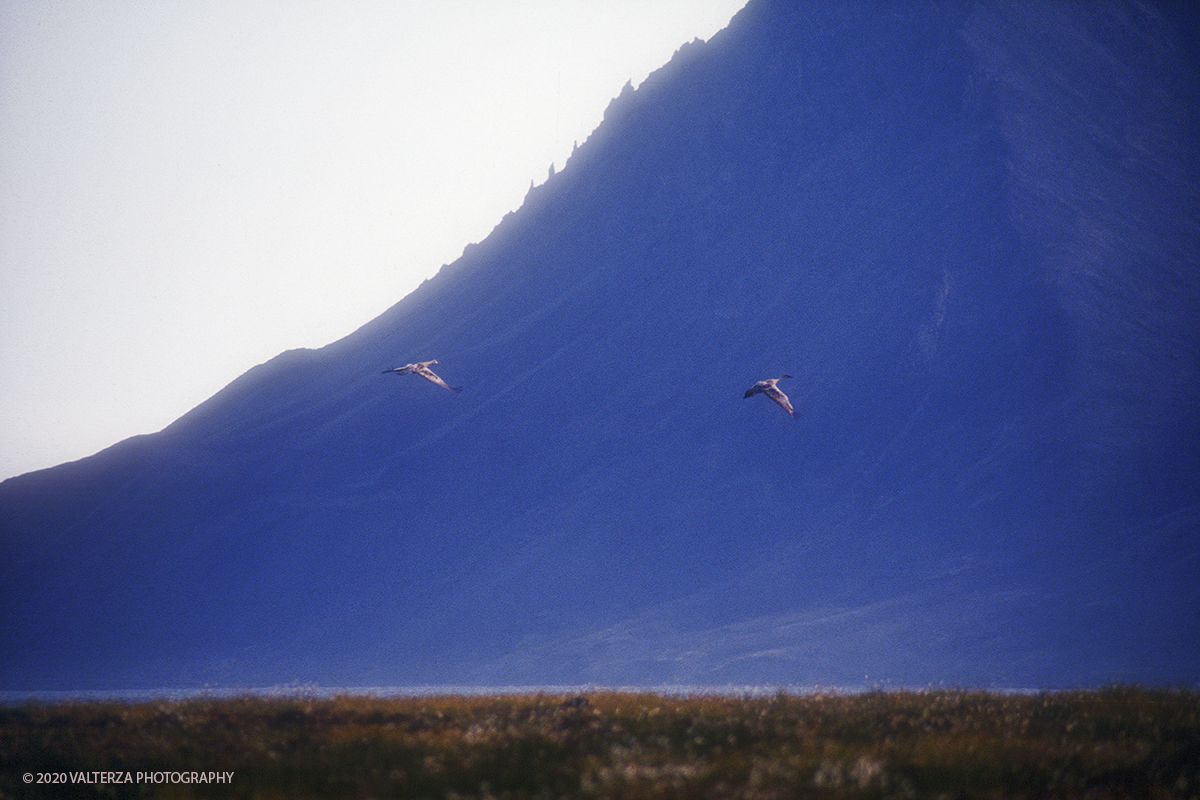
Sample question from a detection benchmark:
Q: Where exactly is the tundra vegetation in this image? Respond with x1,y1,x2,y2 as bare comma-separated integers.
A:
2,687,1197,798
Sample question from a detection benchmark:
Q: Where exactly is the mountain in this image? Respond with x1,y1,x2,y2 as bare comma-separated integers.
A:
3,0,1198,691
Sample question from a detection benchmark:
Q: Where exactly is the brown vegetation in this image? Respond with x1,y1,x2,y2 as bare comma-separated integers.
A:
2,687,1197,798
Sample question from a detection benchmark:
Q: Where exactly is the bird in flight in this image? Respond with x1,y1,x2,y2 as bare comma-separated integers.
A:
382,360,462,392
744,375,795,418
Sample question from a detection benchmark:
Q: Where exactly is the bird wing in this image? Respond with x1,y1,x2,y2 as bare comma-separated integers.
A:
384,363,416,375
764,385,795,417
416,366,456,391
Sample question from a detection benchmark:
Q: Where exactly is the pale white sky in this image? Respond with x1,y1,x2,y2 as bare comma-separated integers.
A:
0,0,746,480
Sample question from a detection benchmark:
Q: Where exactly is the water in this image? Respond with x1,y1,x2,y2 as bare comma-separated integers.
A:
1,683,960,705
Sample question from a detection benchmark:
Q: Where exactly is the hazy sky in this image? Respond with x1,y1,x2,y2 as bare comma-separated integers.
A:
0,1,747,480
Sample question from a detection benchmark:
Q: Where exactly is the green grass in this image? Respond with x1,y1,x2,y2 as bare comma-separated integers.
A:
2,687,1197,798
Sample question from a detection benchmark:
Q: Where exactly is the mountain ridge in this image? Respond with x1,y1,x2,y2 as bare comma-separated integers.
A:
2,0,1197,690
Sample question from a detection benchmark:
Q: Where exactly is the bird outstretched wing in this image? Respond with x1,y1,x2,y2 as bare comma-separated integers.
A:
415,365,462,392
763,385,795,418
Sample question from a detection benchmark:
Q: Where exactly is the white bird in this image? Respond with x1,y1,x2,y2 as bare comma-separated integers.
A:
744,375,796,418
382,360,462,392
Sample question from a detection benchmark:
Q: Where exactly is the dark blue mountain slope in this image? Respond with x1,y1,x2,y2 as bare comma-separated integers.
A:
2,0,1197,690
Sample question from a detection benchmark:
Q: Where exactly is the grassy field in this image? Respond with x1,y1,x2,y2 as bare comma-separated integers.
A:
2,687,1197,798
